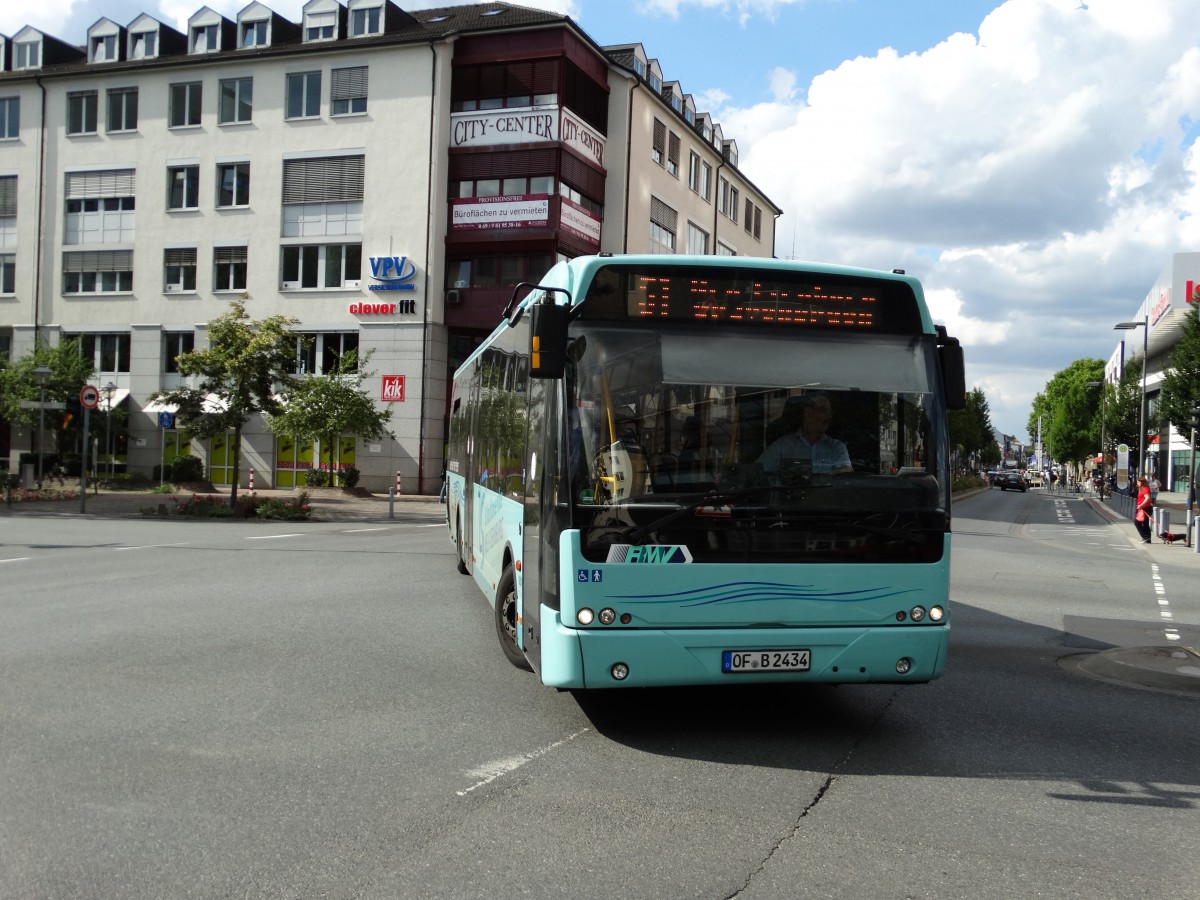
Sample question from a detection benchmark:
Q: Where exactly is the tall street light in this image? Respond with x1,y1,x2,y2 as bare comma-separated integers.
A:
33,365,53,488
1114,316,1148,481
103,382,117,479
1086,380,1106,499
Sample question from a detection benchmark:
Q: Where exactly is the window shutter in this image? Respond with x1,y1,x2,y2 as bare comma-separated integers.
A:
65,169,136,198
164,247,196,266
213,246,248,263
668,132,680,167
281,155,365,203
652,118,666,155
0,176,16,216
63,249,133,272
649,197,677,231
330,66,368,99
560,152,604,202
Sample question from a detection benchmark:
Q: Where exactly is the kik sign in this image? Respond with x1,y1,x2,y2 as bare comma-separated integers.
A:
369,256,418,292
381,375,405,402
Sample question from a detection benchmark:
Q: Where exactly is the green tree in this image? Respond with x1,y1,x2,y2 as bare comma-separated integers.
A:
1027,358,1105,467
0,338,96,466
266,350,393,486
948,387,994,470
150,301,299,506
1157,300,1200,432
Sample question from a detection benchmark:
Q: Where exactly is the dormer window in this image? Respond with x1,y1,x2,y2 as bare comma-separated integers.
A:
241,20,268,47
191,23,218,52
14,41,40,70
649,73,661,92
91,34,118,62
632,58,646,78
350,6,381,37
130,30,157,59
305,11,336,41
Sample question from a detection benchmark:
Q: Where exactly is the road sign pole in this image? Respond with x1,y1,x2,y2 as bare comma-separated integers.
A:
79,406,90,514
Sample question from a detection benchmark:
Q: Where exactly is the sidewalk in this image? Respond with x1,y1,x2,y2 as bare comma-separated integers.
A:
0,485,446,523
1084,487,1200,568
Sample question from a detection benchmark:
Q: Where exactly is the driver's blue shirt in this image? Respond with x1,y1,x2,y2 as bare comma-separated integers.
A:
759,432,851,474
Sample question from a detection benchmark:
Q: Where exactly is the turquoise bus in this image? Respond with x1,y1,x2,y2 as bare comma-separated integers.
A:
446,254,965,689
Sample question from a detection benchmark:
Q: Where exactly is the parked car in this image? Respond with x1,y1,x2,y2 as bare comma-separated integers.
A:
996,471,1028,492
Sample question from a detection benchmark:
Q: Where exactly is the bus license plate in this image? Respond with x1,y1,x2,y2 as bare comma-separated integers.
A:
722,649,811,673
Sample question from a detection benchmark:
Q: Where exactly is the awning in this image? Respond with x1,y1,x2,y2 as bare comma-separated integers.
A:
143,398,177,414
91,386,129,409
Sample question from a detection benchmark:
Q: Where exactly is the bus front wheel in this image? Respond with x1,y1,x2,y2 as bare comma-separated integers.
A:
495,566,532,671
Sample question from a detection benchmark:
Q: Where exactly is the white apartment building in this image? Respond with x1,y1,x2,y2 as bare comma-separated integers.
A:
0,2,780,493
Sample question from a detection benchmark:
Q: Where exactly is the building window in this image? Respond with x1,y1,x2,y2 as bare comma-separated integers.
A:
701,162,712,201
729,187,739,223
106,87,138,132
217,163,250,208
0,254,14,294
649,197,677,255
191,23,218,53
291,332,359,375
687,152,700,193
0,176,17,246
90,34,118,62
166,166,199,211
754,206,762,240
214,246,248,291
304,10,337,41
667,131,680,177
450,61,560,112
165,332,195,373
218,78,253,124
130,30,157,59
241,20,268,47
75,332,132,373
651,118,665,166
745,199,753,233
63,251,134,294
286,72,321,119
281,243,361,289
169,82,202,128
686,222,708,255
719,178,730,216
0,97,18,140
350,6,381,36
67,91,98,135
14,41,40,70
331,66,368,116
282,202,363,238
282,154,365,204
163,247,197,292
64,169,136,245
717,242,735,256
445,254,553,290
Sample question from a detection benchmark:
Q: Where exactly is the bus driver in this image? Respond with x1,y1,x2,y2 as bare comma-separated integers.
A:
759,393,853,477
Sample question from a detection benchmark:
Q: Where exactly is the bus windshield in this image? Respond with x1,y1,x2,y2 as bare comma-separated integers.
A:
563,323,948,564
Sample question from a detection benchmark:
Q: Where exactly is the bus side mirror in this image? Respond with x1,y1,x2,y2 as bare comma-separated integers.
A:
939,338,966,410
529,301,570,379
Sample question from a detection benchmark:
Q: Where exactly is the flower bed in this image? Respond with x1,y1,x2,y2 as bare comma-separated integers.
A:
171,492,312,521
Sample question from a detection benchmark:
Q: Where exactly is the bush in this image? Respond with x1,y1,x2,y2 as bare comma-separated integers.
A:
255,492,312,521
339,465,361,489
170,492,312,521
305,468,330,487
170,455,205,483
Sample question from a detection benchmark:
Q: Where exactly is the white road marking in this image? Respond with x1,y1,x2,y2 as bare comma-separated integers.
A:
342,527,390,533
115,542,190,551
246,533,304,540
457,728,590,797
0,557,31,563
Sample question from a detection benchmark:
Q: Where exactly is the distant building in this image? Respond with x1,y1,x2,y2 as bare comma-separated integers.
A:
0,2,780,491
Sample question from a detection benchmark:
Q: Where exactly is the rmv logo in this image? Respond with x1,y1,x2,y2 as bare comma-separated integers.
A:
369,256,418,292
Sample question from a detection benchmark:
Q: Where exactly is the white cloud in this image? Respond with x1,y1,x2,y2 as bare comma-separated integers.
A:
720,0,1200,438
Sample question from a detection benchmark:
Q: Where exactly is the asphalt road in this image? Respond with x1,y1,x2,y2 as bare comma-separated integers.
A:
1,491,1197,899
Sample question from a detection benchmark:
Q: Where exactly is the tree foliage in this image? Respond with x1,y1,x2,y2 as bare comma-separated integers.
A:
266,350,393,485
0,338,96,431
150,301,299,505
948,387,994,468
1157,300,1200,431
1027,358,1105,465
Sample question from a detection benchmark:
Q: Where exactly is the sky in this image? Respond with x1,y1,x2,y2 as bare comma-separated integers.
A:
4,0,1200,441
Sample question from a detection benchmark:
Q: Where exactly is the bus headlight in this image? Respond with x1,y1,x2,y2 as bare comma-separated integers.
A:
598,608,616,625
577,608,595,625
896,657,912,675
611,662,630,681
929,606,945,622
909,605,926,622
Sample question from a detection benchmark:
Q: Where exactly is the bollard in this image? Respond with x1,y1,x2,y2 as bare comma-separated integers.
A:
249,467,255,493
1158,509,1170,541
388,486,395,520
395,470,402,495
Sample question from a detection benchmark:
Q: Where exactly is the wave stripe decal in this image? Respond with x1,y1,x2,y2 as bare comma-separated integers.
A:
606,581,917,608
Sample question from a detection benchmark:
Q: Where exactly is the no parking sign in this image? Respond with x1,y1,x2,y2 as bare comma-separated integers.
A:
79,384,100,409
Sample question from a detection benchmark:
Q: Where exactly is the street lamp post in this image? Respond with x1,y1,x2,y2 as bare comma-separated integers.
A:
1114,317,1148,482
103,382,117,479
33,365,53,488
1086,380,1107,500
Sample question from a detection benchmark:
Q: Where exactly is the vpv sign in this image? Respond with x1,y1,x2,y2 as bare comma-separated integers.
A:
369,256,418,293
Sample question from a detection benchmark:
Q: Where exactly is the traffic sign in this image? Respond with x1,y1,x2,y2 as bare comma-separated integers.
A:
158,411,175,428
80,385,100,409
